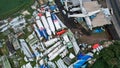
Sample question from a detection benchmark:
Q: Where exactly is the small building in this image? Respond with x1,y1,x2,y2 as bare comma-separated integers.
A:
0,23,9,32
6,40,16,55
14,28,24,37
63,57,72,65
27,26,33,32
21,62,32,68
8,33,20,50
19,39,34,61
56,59,67,68
9,16,26,30
26,32,39,46
32,11,38,17
12,38,20,50
69,53,75,59
26,32,40,57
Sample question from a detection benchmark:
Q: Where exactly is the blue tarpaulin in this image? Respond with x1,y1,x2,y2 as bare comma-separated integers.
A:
94,29,102,33
74,60,86,68
93,28,103,33
77,53,84,60
38,29,48,40
75,55,92,68
81,55,92,60
50,5,57,11
38,29,44,37
40,65,49,68
42,29,48,40
51,13,57,20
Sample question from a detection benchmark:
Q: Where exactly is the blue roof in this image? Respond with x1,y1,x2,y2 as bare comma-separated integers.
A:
74,60,86,68
38,28,48,40
75,54,92,68
40,65,49,68
51,13,57,20
42,29,48,40
38,29,44,37
81,55,92,60
50,5,57,11
77,54,92,60
77,53,84,60
81,64,87,68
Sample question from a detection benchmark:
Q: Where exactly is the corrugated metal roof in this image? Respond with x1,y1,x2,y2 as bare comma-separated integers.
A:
83,1,111,27
6,40,15,54
83,1,100,12
92,12,110,27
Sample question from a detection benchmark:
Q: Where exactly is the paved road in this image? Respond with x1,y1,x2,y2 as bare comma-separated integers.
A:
106,0,120,39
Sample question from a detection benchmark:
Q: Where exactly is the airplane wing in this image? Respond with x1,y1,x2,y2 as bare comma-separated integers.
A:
87,9,101,16
68,13,87,17
70,7,81,12
68,9,101,18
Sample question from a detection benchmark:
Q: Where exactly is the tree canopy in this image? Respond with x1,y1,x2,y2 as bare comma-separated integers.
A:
92,41,120,68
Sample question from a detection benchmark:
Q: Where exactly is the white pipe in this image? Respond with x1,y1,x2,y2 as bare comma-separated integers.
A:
49,46,66,60
48,45,62,57
46,11,56,35
40,15,52,36
43,41,61,55
44,38,59,47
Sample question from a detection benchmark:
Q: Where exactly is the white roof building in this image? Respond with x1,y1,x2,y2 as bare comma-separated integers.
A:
8,33,20,50
9,16,26,29
69,53,75,59
26,32,41,57
19,39,33,60
21,62,32,68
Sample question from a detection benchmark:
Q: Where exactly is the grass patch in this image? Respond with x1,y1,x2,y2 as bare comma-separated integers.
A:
0,44,9,55
0,0,34,19
0,32,8,39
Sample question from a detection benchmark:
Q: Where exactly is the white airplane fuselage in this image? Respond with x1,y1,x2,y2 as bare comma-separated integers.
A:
64,0,101,30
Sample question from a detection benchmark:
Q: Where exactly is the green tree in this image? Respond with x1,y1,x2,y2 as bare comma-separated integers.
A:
92,41,120,68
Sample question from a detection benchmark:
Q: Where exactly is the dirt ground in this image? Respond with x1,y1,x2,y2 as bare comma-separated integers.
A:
71,26,109,44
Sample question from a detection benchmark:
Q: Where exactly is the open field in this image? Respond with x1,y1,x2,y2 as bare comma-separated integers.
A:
0,0,34,19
